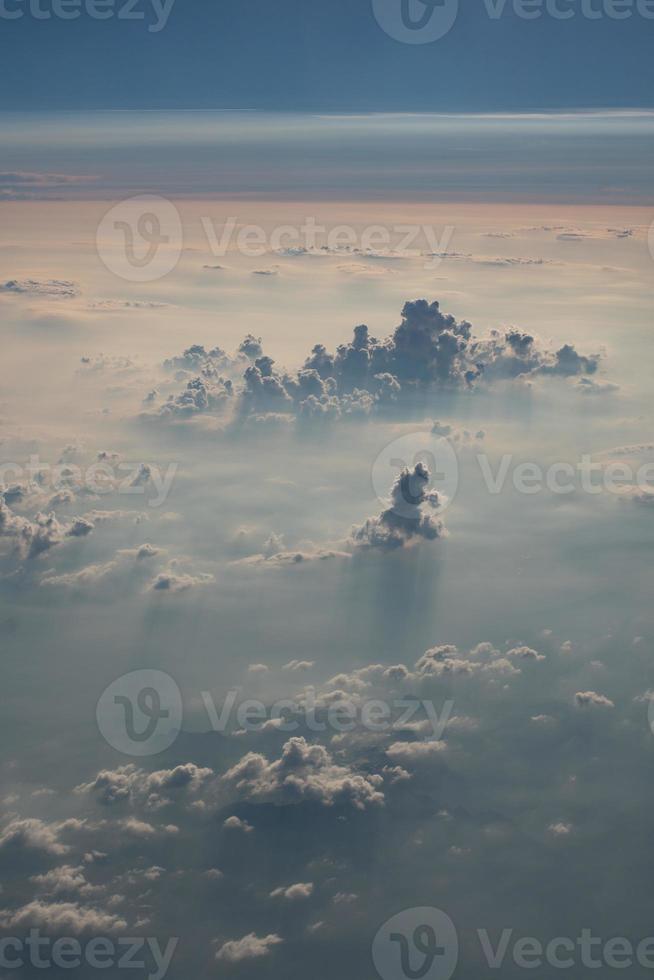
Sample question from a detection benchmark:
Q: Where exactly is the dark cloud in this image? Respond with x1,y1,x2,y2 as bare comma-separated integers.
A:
153,300,603,426
0,501,95,559
350,462,445,552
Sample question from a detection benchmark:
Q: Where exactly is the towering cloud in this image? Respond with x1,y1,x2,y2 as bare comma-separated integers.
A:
350,461,445,551
153,300,602,426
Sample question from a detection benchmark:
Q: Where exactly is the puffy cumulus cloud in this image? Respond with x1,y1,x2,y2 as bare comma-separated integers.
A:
548,821,573,836
0,817,73,856
215,932,283,963
152,375,233,421
238,334,263,359
223,816,253,833
0,501,96,560
75,763,214,808
163,343,233,375
166,340,259,381
301,302,473,391
220,736,384,811
0,278,78,298
270,881,314,900
506,645,546,662
320,641,545,700
140,338,267,422
431,420,486,445
0,901,127,935
154,299,601,427
350,462,445,552
414,643,519,678
386,741,447,764
297,299,598,396
30,864,102,899
204,868,224,880
332,891,358,905
119,818,178,838
574,691,615,709
149,569,215,594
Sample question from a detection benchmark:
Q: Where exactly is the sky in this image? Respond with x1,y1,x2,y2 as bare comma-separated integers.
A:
1,0,654,111
1,3,654,980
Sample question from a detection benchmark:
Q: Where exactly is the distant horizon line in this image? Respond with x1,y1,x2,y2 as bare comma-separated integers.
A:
1,107,654,117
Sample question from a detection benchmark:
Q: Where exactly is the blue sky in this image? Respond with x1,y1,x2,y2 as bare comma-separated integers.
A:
1,0,653,111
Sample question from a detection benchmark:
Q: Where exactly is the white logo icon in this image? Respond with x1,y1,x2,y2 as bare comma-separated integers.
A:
97,669,183,756
373,908,459,980
371,0,459,43
96,195,183,282
372,431,459,518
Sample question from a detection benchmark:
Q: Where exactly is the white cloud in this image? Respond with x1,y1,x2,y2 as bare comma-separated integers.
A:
216,933,283,962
